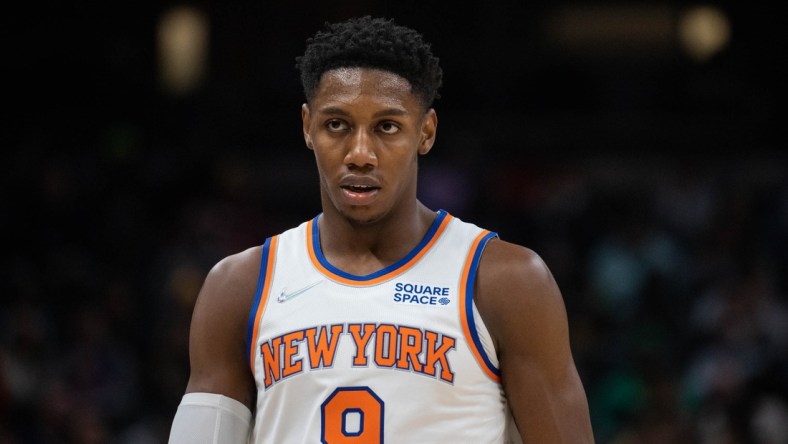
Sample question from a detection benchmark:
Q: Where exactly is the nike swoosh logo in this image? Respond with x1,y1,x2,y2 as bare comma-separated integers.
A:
277,280,324,303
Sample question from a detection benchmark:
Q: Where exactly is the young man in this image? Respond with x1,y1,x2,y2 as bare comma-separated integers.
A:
169,16,593,443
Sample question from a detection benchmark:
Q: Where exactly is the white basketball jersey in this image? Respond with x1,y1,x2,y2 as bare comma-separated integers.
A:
246,210,521,443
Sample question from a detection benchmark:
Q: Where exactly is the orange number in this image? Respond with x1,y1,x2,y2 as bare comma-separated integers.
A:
321,387,384,443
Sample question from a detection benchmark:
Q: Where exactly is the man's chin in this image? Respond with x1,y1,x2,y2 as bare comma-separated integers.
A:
339,206,385,226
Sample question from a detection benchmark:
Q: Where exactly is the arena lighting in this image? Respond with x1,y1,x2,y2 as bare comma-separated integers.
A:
157,6,209,95
542,3,730,62
542,4,674,56
678,5,731,62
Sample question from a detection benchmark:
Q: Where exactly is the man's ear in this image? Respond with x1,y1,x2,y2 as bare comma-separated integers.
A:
301,103,313,150
418,108,438,155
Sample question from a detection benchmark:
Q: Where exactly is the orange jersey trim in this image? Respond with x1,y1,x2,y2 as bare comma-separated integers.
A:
247,235,279,373
459,230,501,382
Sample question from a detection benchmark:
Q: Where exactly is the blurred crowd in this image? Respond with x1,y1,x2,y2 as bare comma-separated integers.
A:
463,153,788,443
3,131,786,443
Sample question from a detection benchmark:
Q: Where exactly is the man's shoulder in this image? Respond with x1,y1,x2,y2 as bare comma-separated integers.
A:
476,238,569,354
195,245,265,314
208,245,264,286
207,217,313,287
446,213,551,291
480,238,548,282
476,239,561,317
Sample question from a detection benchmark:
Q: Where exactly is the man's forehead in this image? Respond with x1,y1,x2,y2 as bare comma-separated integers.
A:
324,67,409,87
312,67,421,112
316,68,413,97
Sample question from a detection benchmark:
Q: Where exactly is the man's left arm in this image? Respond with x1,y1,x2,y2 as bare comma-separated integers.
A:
476,239,594,443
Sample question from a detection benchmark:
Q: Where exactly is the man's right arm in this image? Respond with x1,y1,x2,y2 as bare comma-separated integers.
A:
169,246,262,443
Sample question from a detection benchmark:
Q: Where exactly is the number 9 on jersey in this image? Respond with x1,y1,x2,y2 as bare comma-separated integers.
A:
321,387,384,443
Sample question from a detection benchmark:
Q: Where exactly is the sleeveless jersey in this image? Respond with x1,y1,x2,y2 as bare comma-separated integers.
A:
246,210,521,443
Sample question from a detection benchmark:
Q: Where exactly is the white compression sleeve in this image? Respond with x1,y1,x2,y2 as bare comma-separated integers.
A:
168,392,252,444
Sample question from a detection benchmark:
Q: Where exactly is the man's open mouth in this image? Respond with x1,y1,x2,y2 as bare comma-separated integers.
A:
342,185,379,193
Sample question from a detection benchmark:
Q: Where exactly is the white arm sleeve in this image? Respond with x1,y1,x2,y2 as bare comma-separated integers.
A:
168,392,252,444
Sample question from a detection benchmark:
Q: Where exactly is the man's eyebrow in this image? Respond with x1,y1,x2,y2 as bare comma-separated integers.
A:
316,106,409,118
316,106,350,116
372,108,408,118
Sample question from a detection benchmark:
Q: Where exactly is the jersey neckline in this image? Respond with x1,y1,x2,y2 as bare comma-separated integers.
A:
306,210,452,286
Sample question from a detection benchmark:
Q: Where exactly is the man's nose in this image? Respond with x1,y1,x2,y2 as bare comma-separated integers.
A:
344,129,378,169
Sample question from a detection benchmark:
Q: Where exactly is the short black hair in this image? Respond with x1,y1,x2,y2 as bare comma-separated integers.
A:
296,16,442,109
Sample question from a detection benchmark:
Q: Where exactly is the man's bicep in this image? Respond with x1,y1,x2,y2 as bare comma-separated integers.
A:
504,281,590,440
478,242,593,443
185,256,258,410
501,341,592,443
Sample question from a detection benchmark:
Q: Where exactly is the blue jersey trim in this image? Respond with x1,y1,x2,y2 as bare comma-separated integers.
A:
246,237,273,361
464,231,501,377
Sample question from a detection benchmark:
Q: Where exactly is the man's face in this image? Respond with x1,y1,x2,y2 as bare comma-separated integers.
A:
302,67,437,225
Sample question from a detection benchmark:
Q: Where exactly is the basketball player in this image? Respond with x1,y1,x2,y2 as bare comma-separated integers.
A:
169,16,594,443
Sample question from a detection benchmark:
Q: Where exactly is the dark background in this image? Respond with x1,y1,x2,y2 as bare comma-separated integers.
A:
3,1,786,442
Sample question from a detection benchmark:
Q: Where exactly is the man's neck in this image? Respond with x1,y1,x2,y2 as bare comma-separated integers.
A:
316,202,437,276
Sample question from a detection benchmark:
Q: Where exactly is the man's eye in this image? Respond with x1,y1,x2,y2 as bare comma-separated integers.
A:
378,122,399,134
326,120,348,131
